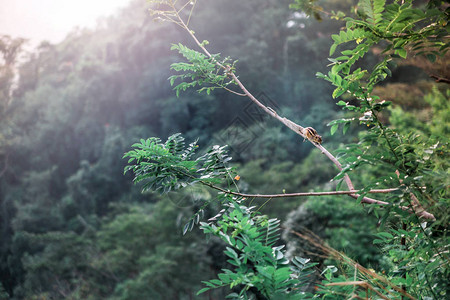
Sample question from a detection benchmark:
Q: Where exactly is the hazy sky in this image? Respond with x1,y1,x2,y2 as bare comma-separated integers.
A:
0,0,133,45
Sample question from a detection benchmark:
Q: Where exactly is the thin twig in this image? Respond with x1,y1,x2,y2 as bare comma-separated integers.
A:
174,165,432,218
200,179,434,219
430,74,450,84
200,184,399,198
186,0,196,26
222,86,246,96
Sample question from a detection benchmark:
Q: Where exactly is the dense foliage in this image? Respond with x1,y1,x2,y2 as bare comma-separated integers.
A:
126,0,449,299
0,0,448,299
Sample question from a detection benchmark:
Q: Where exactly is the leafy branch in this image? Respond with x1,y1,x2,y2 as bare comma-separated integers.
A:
124,133,436,225
123,133,234,194
169,43,241,96
197,199,317,299
145,0,436,220
122,1,449,298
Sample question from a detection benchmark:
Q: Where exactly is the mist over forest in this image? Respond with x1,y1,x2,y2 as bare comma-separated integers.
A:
0,0,448,299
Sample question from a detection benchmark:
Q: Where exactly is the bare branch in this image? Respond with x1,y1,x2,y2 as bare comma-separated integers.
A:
222,86,246,96
199,179,434,219
200,183,399,198
186,0,196,26
430,74,450,84
347,193,435,221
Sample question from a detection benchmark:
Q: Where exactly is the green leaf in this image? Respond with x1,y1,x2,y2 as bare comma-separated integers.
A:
197,287,210,295
332,87,346,98
343,122,351,134
330,124,339,135
406,273,413,286
376,232,394,239
397,48,407,59
210,279,222,286
330,43,338,56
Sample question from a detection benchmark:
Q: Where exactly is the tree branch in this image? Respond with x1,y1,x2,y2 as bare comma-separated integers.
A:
200,182,398,198
222,86,246,96
199,179,434,219
430,74,450,84
168,4,435,221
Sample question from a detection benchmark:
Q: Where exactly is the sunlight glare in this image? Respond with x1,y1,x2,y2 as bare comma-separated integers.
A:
0,0,133,44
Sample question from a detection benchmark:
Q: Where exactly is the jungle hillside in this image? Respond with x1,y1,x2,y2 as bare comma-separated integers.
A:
0,0,448,299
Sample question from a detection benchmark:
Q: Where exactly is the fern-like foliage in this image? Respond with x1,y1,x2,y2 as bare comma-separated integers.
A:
121,132,306,281
359,0,386,26
317,0,449,101
197,199,317,299
312,0,449,182
292,1,450,298
169,43,238,96
123,133,234,194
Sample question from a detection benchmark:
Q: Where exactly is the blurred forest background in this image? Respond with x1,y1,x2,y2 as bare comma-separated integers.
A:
0,0,448,299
